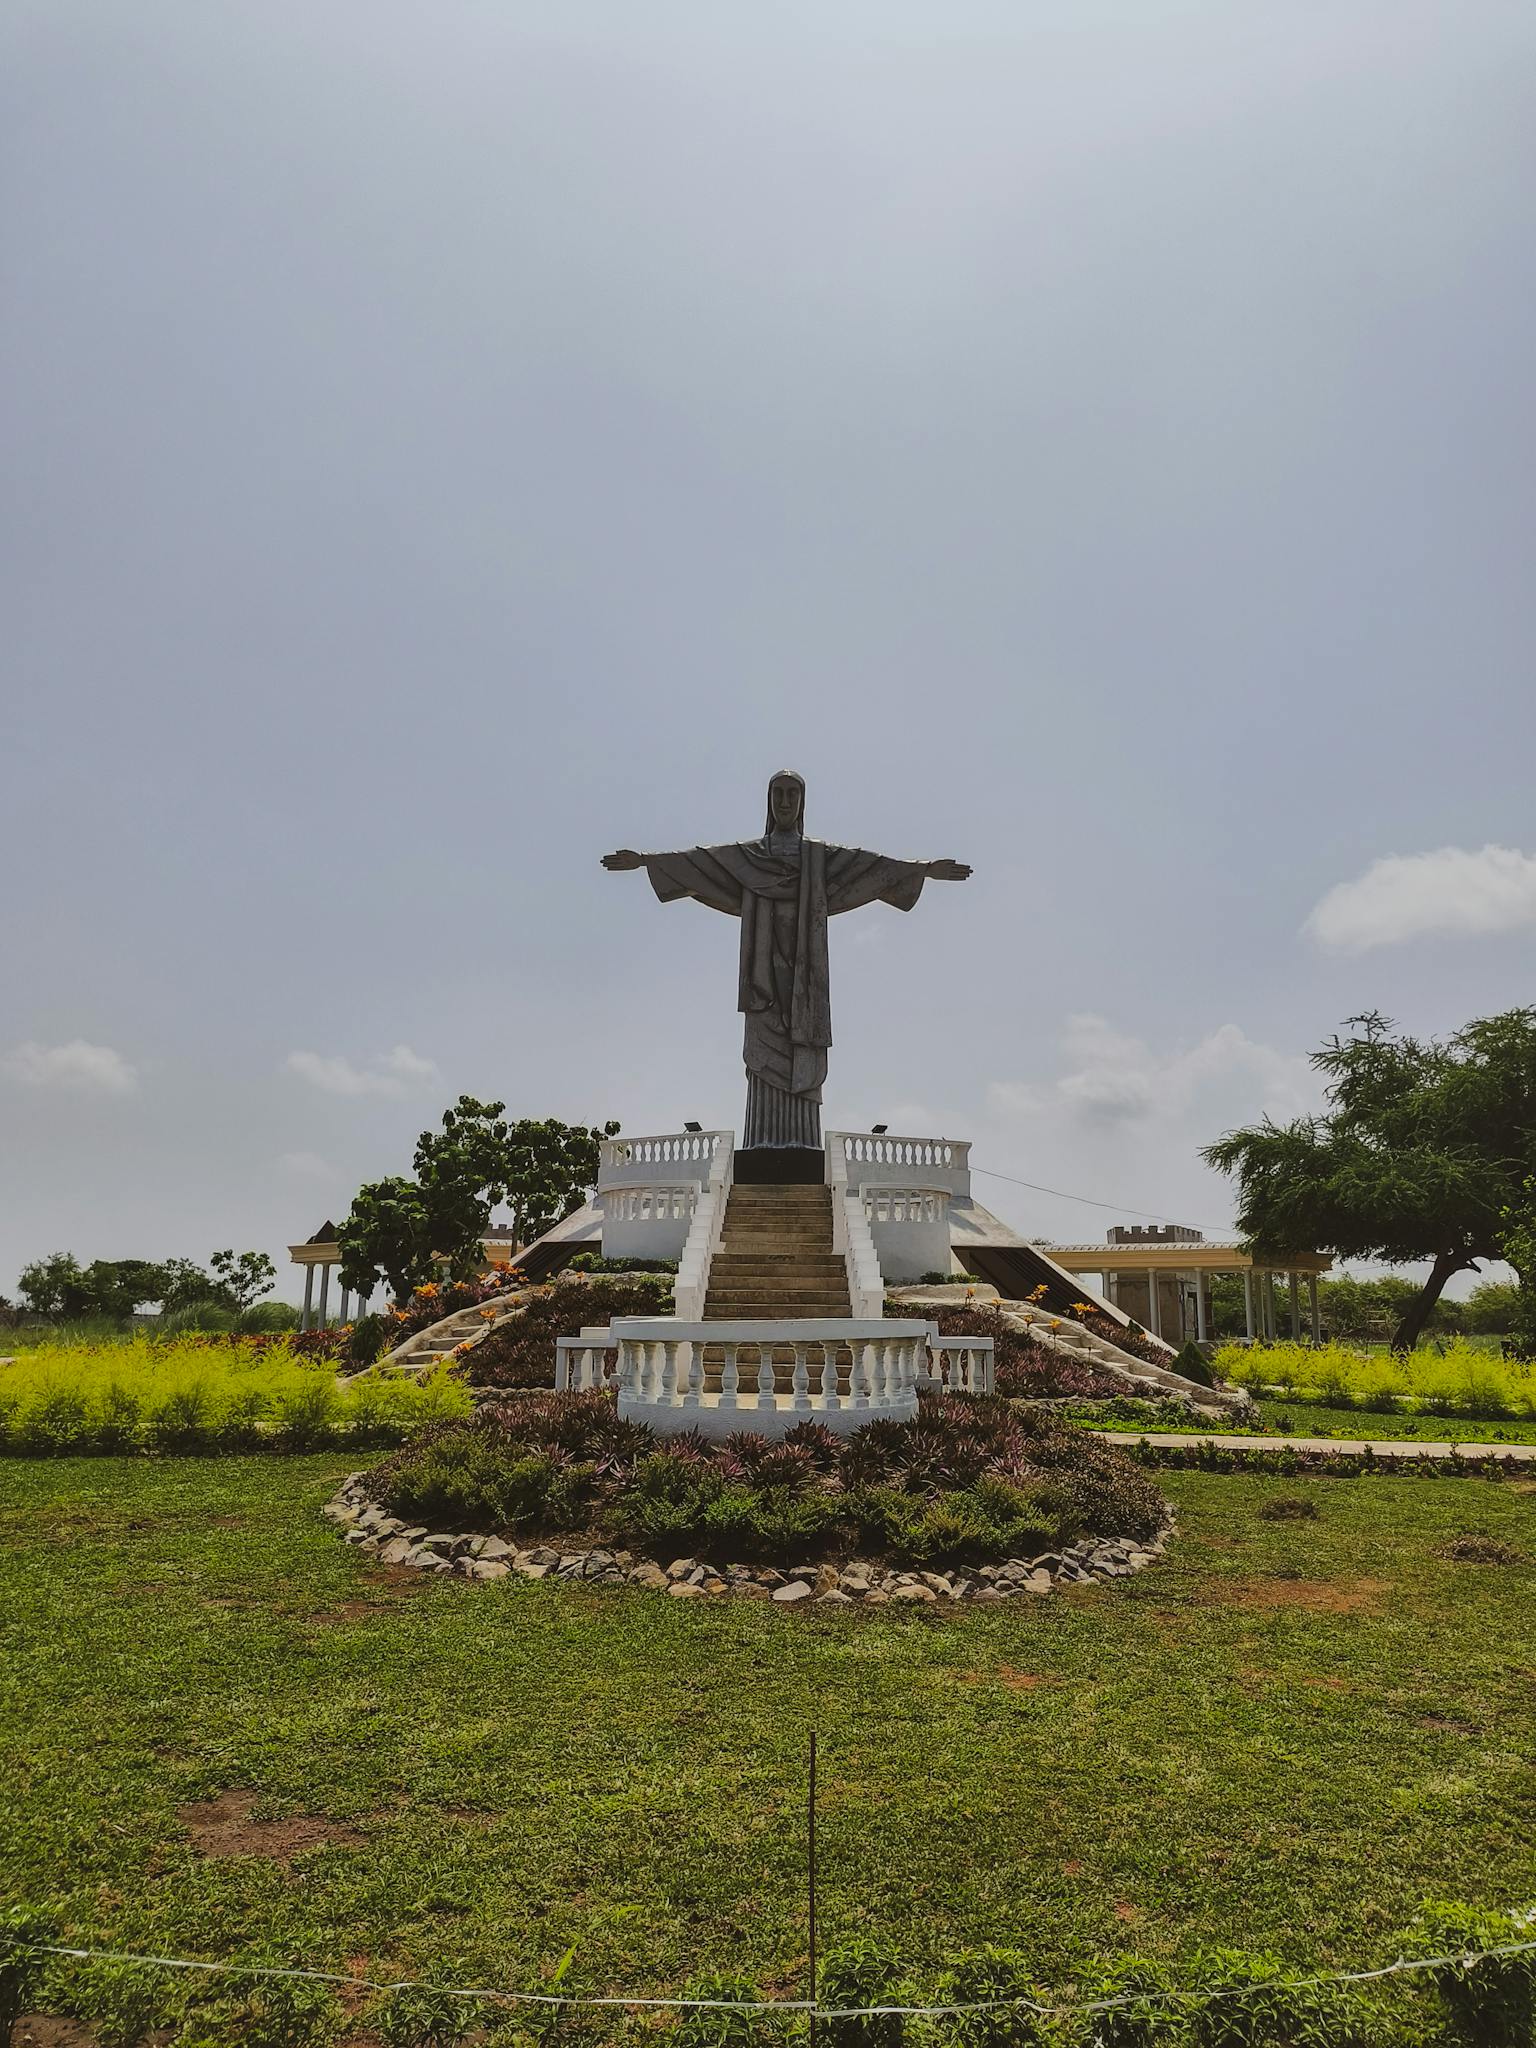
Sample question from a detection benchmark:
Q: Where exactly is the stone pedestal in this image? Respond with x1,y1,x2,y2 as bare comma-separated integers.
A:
733,1146,824,1184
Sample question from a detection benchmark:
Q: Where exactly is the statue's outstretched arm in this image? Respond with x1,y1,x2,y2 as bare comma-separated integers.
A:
601,849,644,870
924,859,972,881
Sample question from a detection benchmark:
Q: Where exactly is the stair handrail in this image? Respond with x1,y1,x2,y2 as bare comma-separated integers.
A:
672,1134,734,1319
828,1134,886,1318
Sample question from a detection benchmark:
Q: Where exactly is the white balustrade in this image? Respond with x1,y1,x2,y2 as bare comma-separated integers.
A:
829,1139,886,1317
923,1335,996,1395
598,1130,731,1188
554,1336,615,1393
672,1140,734,1319
828,1131,973,1198
609,1317,927,1439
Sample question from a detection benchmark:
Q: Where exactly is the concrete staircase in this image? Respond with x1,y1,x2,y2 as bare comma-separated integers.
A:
702,1184,852,1321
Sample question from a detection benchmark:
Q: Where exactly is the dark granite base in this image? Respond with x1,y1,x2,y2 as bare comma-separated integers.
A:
733,1146,826,1185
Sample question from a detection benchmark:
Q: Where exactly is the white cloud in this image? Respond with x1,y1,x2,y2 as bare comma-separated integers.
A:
282,1045,441,1097
2,1039,138,1094
993,1014,1313,1133
983,1015,1319,1240
1305,844,1536,951
278,1150,334,1178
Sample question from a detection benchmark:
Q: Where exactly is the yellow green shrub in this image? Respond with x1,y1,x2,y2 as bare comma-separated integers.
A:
0,1336,469,1454
1212,1339,1536,1418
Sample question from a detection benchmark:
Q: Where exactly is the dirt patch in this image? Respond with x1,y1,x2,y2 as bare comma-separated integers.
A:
1299,1674,1356,1692
1420,1713,1475,1735
13,2020,100,2047
1061,1858,1084,1877
177,1789,364,1864
1437,1534,1526,1566
1212,1577,1391,1615
959,1663,1053,1691
1113,1901,1142,1924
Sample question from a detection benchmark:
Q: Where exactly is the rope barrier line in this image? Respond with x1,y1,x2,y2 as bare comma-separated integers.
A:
6,1931,1536,2021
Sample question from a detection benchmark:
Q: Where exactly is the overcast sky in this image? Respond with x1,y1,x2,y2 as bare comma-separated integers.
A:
4,0,1534,1301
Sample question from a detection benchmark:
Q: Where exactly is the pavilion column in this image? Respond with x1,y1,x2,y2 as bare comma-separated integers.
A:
1265,1272,1278,1341
1146,1268,1162,1341
1309,1273,1321,1344
1195,1268,1208,1343
301,1265,315,1334
1243,1270,1255,1339
339,1287,351,1325
317,1262,332,1330
1289,1272,1302,1339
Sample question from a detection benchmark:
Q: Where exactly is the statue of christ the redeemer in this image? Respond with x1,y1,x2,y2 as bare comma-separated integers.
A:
602,769,971,1150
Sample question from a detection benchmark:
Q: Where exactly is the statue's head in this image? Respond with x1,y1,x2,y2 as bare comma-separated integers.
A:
765,769,805,835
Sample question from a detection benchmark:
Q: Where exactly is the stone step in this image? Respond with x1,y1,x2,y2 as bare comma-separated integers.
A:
703,1302,853,1319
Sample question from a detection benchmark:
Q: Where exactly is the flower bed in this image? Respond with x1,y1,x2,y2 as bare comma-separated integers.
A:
0,1337,469,1454
457,1273,674,1388
917,1303,1125,1400
357,1390,1168,1576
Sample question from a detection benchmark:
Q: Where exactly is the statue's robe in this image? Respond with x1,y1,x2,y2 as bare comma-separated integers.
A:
642,831,928,1148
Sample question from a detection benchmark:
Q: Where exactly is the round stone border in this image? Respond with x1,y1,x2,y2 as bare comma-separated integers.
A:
325,1475,1172,1605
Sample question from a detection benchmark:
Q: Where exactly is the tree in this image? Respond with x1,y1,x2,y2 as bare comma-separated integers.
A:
208,1249,276,1314
337,1098,621,1305
79,1259,174,1320
17,1253,92,1318
337,1176,439,1305
1204,1009,1536,1352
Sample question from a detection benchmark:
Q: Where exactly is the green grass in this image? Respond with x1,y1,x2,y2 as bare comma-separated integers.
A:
1073,1397,1536,1445
3,1455,1536,2037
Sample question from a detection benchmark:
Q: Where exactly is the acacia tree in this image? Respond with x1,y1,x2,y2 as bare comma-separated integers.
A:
208,1249,276,1314
337,1099,620,1305
1203,1009,1536,1352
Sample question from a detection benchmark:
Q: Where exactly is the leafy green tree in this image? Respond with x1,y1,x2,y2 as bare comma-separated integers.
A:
338,1098,620,1305
79,1259,174,1320
1204,1009,1536,1352
337,1176,439,1305
159,1256,216,1310
208,1248,276,1313
1462,1279,1522,1336
17,1252,92,1317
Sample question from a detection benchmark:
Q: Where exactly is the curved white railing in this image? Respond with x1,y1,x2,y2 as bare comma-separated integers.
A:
598,1130,731,1187
610,1317,927,1433
597,1184,698,1226
861,1185,949,1226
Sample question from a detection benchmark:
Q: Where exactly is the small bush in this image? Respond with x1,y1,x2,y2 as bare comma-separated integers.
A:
934,1946,1048,2048
1074,1955,1181,2047
0,1907,58,2043
568,1253,679,1275
1257,1496,1318,1522
674,1969,784,2048
1184,1948,1375,2046
1170,1341,1215,1389
349,1313,390,1367
820,1937,911,2048
1412,1900,1536,2047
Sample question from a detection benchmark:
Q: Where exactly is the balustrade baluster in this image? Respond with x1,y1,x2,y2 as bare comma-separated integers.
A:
721,1344,739,1409
791,1345,810,1412
818,1347,838,1410
682,1340,701,1407
756,1346,775,1411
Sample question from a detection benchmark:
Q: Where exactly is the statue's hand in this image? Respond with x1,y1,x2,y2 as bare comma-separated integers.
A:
926,859,972,882
601,849,644,871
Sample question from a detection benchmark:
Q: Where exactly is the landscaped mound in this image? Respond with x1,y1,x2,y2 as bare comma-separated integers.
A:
361,1390,1167,1567
920,1303,1125,1400
457,1273,674,1388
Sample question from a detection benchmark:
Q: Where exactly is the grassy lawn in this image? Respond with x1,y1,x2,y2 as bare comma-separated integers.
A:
3,1455,1535,2030
1075,1398,1536,1444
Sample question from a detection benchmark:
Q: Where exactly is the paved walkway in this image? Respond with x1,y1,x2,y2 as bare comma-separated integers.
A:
1099,1430,1536,1462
